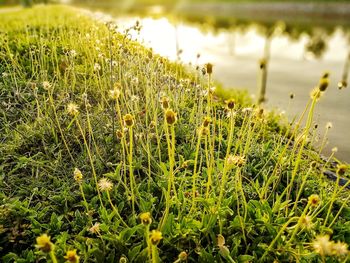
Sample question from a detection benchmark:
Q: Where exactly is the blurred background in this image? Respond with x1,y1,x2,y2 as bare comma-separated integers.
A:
1,0,350,162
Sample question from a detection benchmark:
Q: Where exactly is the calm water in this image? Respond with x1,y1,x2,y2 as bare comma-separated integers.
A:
81,4,350,162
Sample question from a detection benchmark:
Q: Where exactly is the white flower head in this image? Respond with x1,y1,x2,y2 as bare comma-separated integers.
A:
312,235,333,256
42,81,52,90
332,241,348,256
70,49,77,57
89,222,100,234
67,102,79,116
131,95,139,102
94,63,101,71
326,122,333,129
98,178,113,191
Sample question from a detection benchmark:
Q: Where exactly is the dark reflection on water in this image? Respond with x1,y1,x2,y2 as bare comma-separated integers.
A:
72,1,350,162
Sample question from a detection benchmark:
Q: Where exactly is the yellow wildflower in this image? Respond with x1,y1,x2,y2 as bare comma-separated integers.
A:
140,212,152,226
150,230,162,246
73,168,83,183
36,234,54,253
64,249,80,263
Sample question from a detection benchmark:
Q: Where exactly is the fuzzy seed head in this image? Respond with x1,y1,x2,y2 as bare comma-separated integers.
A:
42,81,52,90
98,178,113,192
89,223,100,234
150,230,162,246
165,109,177,125
94,63,101,71
67,103,79,116
312,235,333,256
36,234,54,253
140,212,152,226
109,87,121,100
299,215,313,230
226,155,245,168
332,241,349,257
64,249,80,263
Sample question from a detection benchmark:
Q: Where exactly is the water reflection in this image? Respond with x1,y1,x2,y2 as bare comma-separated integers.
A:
75,1,350,161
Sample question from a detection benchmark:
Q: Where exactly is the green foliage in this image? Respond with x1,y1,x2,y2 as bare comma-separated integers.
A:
0,5,349,263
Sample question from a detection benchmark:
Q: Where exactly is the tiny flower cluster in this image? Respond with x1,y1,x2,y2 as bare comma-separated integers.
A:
312,235,349,258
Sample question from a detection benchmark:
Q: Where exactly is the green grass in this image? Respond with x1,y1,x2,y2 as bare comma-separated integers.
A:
0,5,349,263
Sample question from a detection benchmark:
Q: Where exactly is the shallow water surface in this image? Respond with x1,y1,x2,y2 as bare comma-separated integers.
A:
86,7,350,162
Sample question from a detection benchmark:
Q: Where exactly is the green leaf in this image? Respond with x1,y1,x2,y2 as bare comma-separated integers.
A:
128,244,143,261
238,255,254,262
119,225,142,243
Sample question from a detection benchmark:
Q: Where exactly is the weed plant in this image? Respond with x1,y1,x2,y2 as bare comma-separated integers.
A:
0,5,349,263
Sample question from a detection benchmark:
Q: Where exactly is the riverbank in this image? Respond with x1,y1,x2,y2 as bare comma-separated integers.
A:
0,5,349,262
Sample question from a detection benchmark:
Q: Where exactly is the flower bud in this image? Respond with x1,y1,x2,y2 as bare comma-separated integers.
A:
140,212,152,226
165,109,177,125
205,63,213,74
123,114,134,127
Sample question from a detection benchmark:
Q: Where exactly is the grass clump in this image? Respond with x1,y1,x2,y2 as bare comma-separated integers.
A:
0,5,349,263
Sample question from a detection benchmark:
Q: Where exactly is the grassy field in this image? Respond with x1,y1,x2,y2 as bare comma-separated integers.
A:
0,5,349,263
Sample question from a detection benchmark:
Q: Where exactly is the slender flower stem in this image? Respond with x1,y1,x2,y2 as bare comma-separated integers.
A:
190,130,202,212
286,203,311,246
79,183,89,215
204,135,212,199
318,127,329,155
283,95,318,210
115,99,130,196
49,251,58,263
291,166,312,213
217,109,235,208
160,119,177,231
260,217,299,262
48,92,75,163
324,170,344,226
151,245,158,263
106,191,128,227
128,127,136,215
145,225,151,261
76,119,103,207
